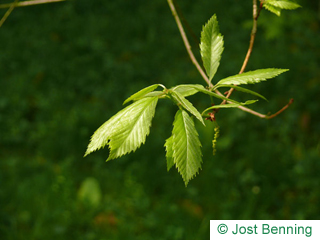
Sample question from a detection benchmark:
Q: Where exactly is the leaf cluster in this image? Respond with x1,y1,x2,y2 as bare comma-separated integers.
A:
85,10,296,185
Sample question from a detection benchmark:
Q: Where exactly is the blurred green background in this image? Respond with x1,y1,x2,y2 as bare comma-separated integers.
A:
0,0,319,239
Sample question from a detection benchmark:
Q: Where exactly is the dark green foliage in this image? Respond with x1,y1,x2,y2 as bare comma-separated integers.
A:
0,0,319,239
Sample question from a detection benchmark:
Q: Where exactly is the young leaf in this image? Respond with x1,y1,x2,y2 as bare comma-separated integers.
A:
172,110,202,186
123,84,161,105
216,69,289,86
108,97,158,160
143,91,164,98
263,1,301,16
202,100,258,115
85,104,132,157
215,84,267,100
200,14,224,82
263,3,282,16
170,90,205,125
164,136,174,171
84,97,158,159
265,0,301,10
171,84,203,97
190,85,241,104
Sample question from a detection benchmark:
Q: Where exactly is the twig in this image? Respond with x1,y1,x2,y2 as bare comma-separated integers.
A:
0,0,65,9
239,0,262,74
222,0,262,103
221,0,293,118
0,0,19,27
266,99,294,119
167,0,212,88
167,0,292,119
173,0,199,46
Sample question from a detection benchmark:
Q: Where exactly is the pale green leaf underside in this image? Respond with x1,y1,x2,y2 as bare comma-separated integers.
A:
123,84,160,105
85,104,131,157
191,85,241,104
265,1,301,10
202,100,258,115
216,68,289,86
200,14,224,82
172,110,202,186
85,97,158,160
171,84,203,97
170,90,205,125
215,84,267,100
263,0,301,16
164,136,174,171
143,91,164,98
263,3,282,16
108,97,158,160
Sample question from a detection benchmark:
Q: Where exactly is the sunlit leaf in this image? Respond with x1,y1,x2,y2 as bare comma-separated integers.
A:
123,84,160,104
85,105,130,156
191,85,241,104
170,90,205,125
164,136,174,171
215,84,267,100
216,69,289,86
200,14,224,82
263,3,282,16
265,0,301,10
172,110,202,186
143,91,164,98
108,97,158,160
171,84,203,97
202,100,258,115
85,97,158,160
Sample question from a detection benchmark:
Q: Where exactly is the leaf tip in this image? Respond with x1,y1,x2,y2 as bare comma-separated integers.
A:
84,143,94,157
83,151,90,157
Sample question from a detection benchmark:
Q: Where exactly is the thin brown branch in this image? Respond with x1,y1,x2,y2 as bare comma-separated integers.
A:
0,0,19,27
221,0,293,119
167,0,212,88
266,99,294,119
213,90,266,118
222,0,261,103
173,0,199,46
0,0,65,9
239,0,260,74
167,0,276,119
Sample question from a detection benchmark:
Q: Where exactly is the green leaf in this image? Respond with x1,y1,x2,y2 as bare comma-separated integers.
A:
85,97,158,160
216,69,289,86
200,14,224,82
143,91,164,98
108,97,158,160
265,0,301,10
170,90,205,125
263,3,282,16
215,84,267,101
171,84,203,97
191,85,241,104
202,100,258,115
172,110,202,186
123,84,160,105
85,104,131,156
164,136,174,171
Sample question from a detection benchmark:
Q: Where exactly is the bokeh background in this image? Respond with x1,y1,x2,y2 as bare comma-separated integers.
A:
0,0,319,239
